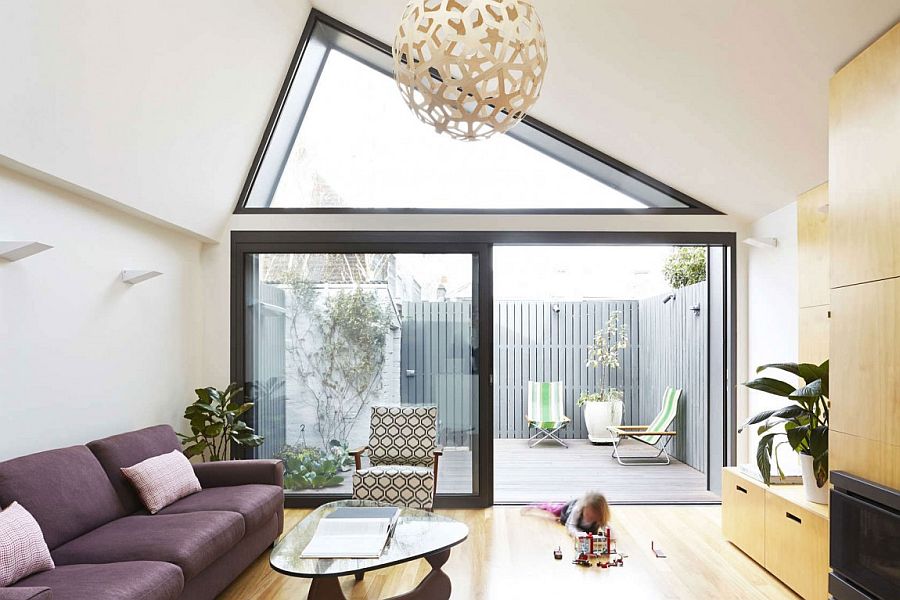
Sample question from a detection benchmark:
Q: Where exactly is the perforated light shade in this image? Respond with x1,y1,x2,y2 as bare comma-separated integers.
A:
392,0,548,141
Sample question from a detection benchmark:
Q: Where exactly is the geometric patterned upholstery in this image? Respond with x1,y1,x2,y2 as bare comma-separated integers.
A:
367,406,437,467
353,405,439,510
352,466,435,510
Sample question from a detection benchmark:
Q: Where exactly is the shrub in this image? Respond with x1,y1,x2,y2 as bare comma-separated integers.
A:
276,444,345,490
663,247,707,289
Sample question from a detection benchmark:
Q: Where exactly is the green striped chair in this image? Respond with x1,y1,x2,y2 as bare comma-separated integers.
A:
526,381,571,448
607,387,682,465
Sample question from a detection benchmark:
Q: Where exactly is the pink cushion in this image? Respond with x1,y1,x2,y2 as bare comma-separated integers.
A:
120,450,201,514
0,501,54,586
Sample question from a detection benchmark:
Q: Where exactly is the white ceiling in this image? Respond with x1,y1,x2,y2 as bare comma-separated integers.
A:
2,1,898,237
312,0,900,220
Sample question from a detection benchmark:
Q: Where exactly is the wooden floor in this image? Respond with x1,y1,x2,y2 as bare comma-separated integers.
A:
292,439,717,504
221,506,797,599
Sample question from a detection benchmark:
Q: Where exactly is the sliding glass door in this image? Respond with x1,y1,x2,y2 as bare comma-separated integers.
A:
233,238,491,507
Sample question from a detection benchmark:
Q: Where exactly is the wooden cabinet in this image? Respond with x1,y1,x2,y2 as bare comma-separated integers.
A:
829,23,900,288
721,468,829,599
798,305,829,365
830,278,900,446
764,492,829,600
797,183,830,308
722,468,765,564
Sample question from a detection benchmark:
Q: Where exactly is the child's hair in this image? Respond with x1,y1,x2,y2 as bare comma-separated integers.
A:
582,492,611,527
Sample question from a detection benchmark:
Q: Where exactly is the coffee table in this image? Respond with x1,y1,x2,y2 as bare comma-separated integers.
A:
270,500,468,600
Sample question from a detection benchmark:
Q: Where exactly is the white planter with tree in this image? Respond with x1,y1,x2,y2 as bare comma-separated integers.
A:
579,312,629,444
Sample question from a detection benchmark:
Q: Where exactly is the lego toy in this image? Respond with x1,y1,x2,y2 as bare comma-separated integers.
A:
569,527,627,568
553,546,563,560
574,527,611,558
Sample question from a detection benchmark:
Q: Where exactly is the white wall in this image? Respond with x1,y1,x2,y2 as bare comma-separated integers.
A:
742,202,799,466
0,0,311,240
0,167,203,460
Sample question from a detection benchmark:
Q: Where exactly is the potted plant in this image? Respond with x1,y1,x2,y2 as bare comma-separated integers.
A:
178,383,265,462
739,361,829,504
580,312,629,444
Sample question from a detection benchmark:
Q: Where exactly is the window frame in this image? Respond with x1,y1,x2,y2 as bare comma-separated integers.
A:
233,9,722,216
231,230,738,508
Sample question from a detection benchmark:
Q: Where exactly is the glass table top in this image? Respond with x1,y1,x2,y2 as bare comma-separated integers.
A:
270,500,469,578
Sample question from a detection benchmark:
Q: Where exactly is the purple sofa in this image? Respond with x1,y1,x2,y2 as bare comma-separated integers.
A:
0,425,284,600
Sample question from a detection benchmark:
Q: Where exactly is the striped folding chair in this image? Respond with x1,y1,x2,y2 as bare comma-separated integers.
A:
607,387,682,465
526,381,571,448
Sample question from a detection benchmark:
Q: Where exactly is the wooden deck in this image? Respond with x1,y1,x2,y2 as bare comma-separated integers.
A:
291,438,718,503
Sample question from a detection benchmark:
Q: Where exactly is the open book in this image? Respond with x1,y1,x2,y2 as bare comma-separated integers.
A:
301,507,400,559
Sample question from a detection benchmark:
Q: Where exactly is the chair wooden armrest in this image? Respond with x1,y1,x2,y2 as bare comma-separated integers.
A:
611,425,650,430
433,446,444,457
615,429,677,436
349,446,368,471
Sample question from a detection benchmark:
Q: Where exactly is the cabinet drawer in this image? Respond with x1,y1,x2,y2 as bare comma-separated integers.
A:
764,492,829,599
722,469,765,564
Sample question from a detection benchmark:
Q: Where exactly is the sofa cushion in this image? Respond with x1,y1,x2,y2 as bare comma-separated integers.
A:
12,562,183,600
87,425,182,514
0,502,54,586
51,511,244,581
153,484,283,532
0,446,124,550
121,450,201,514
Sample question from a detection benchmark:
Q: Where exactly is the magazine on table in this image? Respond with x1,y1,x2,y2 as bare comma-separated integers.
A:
300,507,401,559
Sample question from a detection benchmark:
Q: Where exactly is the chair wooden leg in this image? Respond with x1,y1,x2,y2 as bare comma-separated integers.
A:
431,454,440,512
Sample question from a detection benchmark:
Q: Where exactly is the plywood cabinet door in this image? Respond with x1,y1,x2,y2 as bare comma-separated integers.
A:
829,23,900,287
797,183,830,308
764,493,829,600
799,305,829,365
830,278,900,446
721,469,765,564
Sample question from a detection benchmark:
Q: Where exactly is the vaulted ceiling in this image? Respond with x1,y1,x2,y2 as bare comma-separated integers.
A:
1,1,897,238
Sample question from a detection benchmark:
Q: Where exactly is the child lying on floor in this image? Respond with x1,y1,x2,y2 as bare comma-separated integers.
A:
526,491,612,537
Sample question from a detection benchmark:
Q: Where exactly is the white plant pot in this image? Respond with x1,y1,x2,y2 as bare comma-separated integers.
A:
799,453,828,505
582,400,624,444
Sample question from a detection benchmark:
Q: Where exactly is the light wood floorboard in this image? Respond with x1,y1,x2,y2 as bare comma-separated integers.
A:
221,506,796,599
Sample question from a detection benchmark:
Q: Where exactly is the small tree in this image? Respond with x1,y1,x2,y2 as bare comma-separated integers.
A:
663,247,707,289
580,311,629,404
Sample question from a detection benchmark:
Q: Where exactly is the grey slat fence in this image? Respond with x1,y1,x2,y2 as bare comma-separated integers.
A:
400,301,476,447
638,281,708,472
249,282,287,459
493,301,640,439
400,300,640,443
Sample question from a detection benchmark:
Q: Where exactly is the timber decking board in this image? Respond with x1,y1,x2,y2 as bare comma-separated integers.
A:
287,439,716,503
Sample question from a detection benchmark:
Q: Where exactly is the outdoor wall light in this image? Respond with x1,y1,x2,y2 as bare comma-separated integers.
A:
662,293,676,304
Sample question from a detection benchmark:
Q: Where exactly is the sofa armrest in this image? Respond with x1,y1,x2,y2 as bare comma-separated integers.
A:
193,459,284,488
0,588,52,600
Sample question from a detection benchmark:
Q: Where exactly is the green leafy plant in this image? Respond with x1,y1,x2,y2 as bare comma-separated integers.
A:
663,247,707,289
739,361,829,487
178,383,264,462
583,311,629,402
577,389,624,406
328,439,353,471
276,444,345,490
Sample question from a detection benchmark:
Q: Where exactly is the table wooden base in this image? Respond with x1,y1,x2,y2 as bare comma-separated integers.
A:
305,549,452,600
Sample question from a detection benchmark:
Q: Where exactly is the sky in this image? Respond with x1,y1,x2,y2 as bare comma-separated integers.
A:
271,49,645,210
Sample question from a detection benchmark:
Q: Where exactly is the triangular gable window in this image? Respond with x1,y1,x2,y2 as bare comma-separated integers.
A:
237,11,719,215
